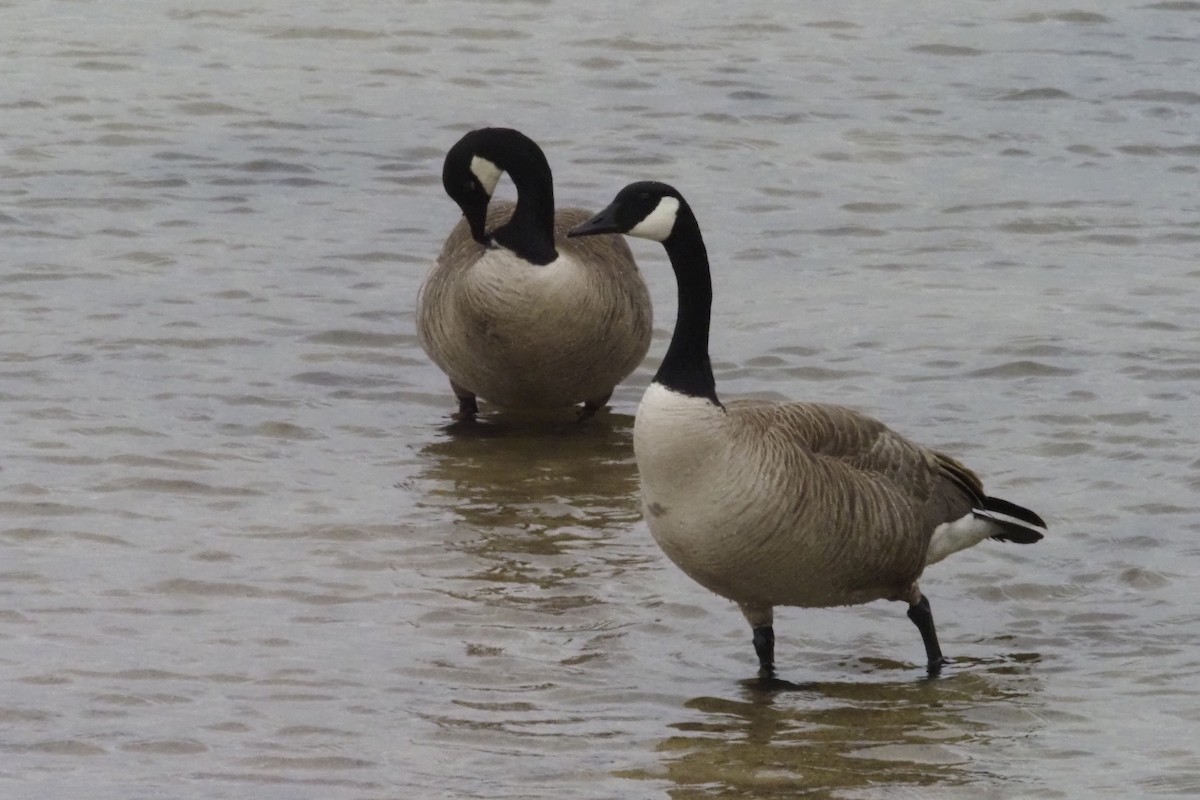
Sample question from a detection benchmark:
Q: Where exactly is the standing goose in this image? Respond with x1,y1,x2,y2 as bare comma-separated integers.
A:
417,128,652,420
569,181,1046,677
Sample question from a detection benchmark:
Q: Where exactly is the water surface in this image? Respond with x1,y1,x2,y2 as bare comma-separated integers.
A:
3,1,1200,797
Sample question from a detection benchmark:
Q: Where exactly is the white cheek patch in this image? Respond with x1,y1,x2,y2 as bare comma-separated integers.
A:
469,155,502,196
628,196,680,242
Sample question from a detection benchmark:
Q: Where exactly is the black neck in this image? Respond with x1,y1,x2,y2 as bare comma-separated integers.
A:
490,157,559,266
653,204,721,407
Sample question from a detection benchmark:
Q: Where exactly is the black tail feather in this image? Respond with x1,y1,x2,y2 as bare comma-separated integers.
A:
983,496,1047,529
974,496,1046,545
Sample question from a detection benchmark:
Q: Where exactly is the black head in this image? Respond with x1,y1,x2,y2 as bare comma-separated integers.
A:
441,128,552,245
567,181,686,243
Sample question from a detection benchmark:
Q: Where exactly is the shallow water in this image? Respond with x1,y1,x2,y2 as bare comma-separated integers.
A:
3,1,1200,797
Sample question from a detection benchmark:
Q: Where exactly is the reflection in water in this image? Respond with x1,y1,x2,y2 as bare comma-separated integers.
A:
642,656,1043,799
419,411,641,526
406,411,663,769
414,411,647,609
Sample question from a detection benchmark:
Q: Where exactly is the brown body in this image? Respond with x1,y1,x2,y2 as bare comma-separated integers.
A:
418,201,652,411
635,389,992,627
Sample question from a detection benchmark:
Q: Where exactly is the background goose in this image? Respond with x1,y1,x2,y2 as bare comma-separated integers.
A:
417,128,653,420
569,181,1046,677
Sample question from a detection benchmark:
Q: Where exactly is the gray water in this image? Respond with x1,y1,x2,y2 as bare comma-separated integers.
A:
3,1,1200,797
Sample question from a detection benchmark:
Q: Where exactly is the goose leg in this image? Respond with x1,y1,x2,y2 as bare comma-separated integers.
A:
450,381,478,421
740,604,775,677
752,626,776,678
906,593,947,675
578,391,613,421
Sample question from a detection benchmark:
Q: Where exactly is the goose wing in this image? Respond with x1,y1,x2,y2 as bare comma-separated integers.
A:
725,399,973,525
726,399,1045,544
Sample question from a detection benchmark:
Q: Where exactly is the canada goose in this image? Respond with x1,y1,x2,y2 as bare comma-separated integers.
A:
417,128,652,420
568,181,1046,677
